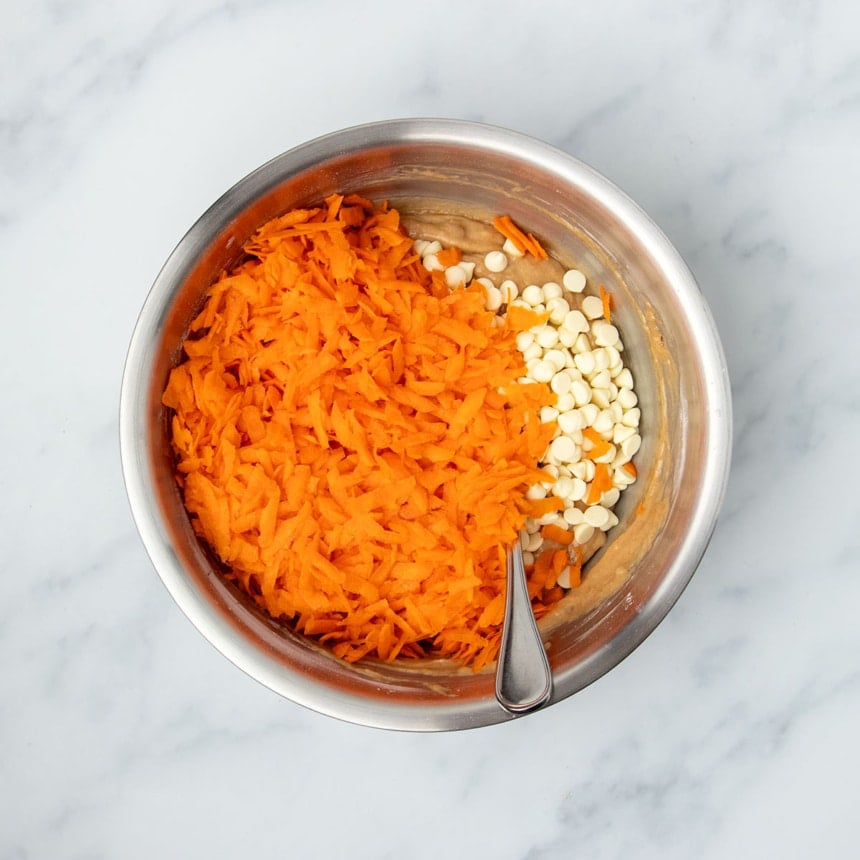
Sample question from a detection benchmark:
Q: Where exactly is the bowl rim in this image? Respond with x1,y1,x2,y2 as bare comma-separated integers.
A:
120,118,732,730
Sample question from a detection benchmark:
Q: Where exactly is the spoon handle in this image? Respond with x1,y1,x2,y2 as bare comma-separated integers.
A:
495,540,553,714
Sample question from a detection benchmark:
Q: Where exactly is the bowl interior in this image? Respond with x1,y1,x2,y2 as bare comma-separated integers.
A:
122,120,730,730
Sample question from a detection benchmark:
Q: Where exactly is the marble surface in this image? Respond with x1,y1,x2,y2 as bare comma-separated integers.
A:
2,0,859,856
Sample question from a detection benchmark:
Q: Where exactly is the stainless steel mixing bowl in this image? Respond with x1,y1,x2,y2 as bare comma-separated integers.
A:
120,119,731,730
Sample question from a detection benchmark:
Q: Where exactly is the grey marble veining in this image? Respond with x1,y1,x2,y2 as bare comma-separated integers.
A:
2,1,859,857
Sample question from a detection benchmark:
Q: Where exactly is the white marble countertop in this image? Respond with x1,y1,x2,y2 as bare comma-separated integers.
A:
3,1,858,857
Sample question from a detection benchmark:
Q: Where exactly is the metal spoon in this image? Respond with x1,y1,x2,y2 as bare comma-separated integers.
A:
495,538,553,714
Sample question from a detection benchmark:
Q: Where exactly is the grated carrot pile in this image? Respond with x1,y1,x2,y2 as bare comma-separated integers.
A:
162,194,563,669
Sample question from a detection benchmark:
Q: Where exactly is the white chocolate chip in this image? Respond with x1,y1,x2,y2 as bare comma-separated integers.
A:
557,410,584,434
516,331,535,350
444,264,469,287
612,423,636,444
540,405,559,423
500,279,519,303
557,328,576,348
555,392,576,412
593,348,610,372
526,531,543,552
571,379,592,407
547,297,570,324
522,343,542,362
484,250,508,272
549,435,577,462
563,269,587,293
592,443,616,464
522,284,544,306
573,523,595,544
592,409,614,435
582,295,604,320
530,360,555,383
483,283,502,311
617,387,638,409
563,506,585,525
552,476,575,498
574,351,596,375
550,371,573,395
423,253,444,272
583,505,611,529
591,369,612,390
621,407,640,428
535,326,559,349
502,238,524,258
601,488,620,508
615,368,633,389
543,281,563,300
580,403,600,426
569,461,587,480
562,309,589,334
613,466,636,487
591,388,611,409
592,321,620,347
526,483,547,500
573,333,592,354
543,349,568,372
621,434,641,458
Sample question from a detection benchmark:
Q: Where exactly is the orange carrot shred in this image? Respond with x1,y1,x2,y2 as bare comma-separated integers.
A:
586,462,614,505
163,195,560,670
436,246,462,267
600,284,612,322
492,215,549,260
505,304,551,331
524,495,564,518
526,232,549,260
541,523,574,546
582,425,612,461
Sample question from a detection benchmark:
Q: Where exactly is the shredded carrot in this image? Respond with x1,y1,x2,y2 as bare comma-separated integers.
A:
543,585,564,603
551,550,568,575
534,550,553,579
599,285,612,322
492,214,549,260
524,495,565,517
505,304,550,331
163,196,561,670
582,425,613,461
541,523,574,546
436,246,462,267
538,549,569,591
585,462,614,505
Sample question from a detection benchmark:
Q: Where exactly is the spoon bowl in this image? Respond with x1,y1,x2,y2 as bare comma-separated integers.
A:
495,540,553,714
